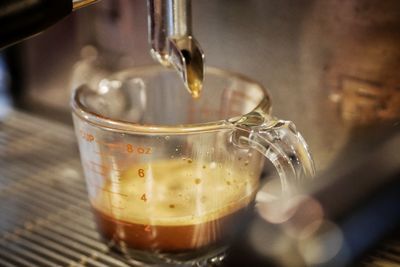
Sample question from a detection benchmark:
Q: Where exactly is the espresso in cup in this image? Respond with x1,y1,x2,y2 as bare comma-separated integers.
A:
90,159,258,254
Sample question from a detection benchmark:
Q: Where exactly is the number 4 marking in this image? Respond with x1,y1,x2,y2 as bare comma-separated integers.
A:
140,194,147,202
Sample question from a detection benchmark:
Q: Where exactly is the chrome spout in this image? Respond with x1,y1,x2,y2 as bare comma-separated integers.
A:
147,0,205,97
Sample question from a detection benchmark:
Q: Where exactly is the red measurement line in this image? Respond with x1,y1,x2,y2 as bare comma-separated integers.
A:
88,160,124,172
94,140,125,150
104,143,124,148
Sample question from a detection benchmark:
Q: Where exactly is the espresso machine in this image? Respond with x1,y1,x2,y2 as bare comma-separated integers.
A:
0,0,399,266
0,0,204,97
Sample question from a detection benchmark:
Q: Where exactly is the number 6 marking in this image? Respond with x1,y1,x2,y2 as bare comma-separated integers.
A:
138,169,145,178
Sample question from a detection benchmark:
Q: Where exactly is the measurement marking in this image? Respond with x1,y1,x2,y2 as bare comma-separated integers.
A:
138,169,145,178
84,161,107,176
111,168,123,174
127,144,153,154
102,188,128,198
94,140,110,146
89,160,106,167
92,142,154,156
94,141,128,154
79,130,95,142
109,174,125,184
144,225,151,232
105,143,124,148
87,160,124,174
110,198,126,210
126,144,134,153
90,168,107,176
107,195,125,211
89,161,109,172
140,194,147,202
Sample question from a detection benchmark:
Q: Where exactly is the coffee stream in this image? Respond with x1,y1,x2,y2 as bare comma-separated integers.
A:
181,48,203,99
91,159,258,252
186,65,202,98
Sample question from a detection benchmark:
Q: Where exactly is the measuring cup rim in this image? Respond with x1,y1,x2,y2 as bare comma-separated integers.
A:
71,65,272,135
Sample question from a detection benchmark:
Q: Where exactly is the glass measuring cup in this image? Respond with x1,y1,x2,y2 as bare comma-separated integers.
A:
71,65,315,266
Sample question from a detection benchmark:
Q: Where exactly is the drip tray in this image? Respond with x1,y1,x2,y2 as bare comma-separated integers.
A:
0,110,130,267
0,110,398,267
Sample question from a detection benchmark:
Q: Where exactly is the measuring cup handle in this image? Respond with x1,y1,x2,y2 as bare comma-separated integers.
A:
233,119,315,192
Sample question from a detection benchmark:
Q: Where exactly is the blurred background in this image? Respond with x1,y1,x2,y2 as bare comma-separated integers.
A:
0,0,399,266
2,0,400,169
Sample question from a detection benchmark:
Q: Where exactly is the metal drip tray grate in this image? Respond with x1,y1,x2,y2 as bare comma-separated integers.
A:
0,111,130,267
362,233,400,267
0,111,398,267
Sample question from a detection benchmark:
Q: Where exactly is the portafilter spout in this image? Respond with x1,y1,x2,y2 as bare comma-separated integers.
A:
147,0,205,98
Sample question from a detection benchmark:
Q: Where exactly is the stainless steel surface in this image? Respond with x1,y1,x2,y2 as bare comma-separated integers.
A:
0,110,398,266
0,111,131,267
147,0,204,96
362,233,400,267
